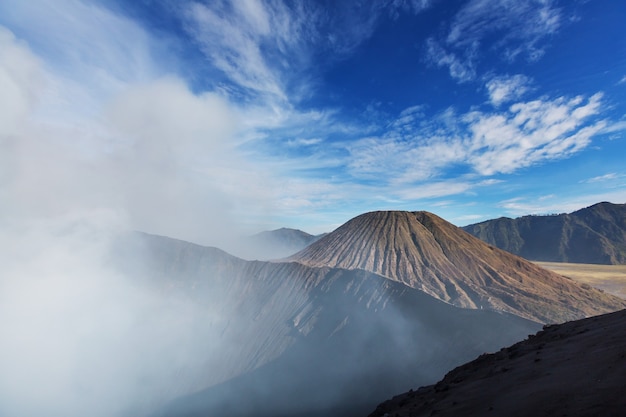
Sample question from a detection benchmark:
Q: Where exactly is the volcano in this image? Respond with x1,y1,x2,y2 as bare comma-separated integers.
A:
290,211,626,323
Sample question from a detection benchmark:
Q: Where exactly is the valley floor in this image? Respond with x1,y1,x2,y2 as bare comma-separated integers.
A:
534,262,626,299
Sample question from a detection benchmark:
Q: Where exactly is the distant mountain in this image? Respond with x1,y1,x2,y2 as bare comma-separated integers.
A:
245,227,323,259
290,210,626,323
369,308,626,417
462,202,626,264
224,228,323,260
122,233,538,417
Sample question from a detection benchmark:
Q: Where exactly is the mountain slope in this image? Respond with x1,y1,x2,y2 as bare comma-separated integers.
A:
115,232,539,417
462,202,626,264
290,211,626,323
369,308,626,417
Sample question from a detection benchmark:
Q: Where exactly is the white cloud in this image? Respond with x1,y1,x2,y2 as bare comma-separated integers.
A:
101,77,278,246
426,37,477,82
427,0,563,82
0,27,44,137
182,0,434,103
538,194,555,201
454,213,485,223
182,1,297,101
485,74,532,106
498,191,626,217
106,77,236,161
478,178,504,186
581,173,624,183
449,0,561,57
599,119,626,137
469,94,606,175
286,137,323,147
346,92,607,187
0,0,295,243
395,180,473,200
0,0,160,103
0,23,260,245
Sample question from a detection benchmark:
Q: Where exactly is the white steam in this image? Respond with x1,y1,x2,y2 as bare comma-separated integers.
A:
0,22,267,417
0,212,229,417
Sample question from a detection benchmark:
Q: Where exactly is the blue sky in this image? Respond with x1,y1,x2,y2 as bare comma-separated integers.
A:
1,0,625,241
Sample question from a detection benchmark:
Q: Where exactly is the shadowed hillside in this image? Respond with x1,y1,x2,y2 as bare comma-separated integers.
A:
369,308,626,417
290,210,626,323
463,202,626,264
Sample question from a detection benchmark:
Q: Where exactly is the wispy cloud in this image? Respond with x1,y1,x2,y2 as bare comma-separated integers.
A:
0,0,159,89
426,37,477,83
498,190,626,217
426,0,563,82
395,180,474,200
286,137,323,147
0,26,43,136
580,173,624,183
182,1,309,102
346,92,607,185
181,0,431,105
454,213,485,223
466,93,606,175
485,74,533,106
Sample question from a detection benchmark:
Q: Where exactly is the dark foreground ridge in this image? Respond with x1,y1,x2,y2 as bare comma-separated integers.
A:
463,201,626,264
291,210,626,323
369,308,626,417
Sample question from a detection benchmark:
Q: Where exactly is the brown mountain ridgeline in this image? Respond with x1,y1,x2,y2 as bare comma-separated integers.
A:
369,308,626,417
290,210,626,324
463,202,626,264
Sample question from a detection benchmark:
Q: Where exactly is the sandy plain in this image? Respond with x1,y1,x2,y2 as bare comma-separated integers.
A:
535,261,626,299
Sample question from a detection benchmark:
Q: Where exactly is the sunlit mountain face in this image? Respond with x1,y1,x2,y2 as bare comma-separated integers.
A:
1,1,625,417
463,202,626,265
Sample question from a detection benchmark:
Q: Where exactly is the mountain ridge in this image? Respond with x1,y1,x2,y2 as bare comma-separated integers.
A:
369,308,626,417
462,202,626,264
